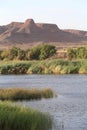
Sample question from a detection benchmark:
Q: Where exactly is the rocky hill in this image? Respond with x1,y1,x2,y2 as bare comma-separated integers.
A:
0,19,87,48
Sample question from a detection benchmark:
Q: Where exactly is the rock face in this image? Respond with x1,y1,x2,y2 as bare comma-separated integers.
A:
0,18,87,47
17,19,60,34
18,19,39,34
36,23,59,32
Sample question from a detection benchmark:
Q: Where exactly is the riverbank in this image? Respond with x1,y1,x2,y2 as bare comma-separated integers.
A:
0,101,52,130
0,59,87,74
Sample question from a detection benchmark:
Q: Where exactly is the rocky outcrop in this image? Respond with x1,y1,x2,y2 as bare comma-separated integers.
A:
36,23,59,32
64,29,87,36
17,19,60,34
18,19,39,33
0,18,87,46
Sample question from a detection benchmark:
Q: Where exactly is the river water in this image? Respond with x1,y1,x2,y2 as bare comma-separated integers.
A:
0,74,87,130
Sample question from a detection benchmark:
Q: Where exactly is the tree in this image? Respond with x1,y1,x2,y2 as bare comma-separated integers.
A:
0,50,10,60
28,44,56,60
8,47,19,60
67,48,76,60
76,47,87,59
29,46,41,60
0,44,57,61
39,44,56,60
17,49,25,60
1,47,26,60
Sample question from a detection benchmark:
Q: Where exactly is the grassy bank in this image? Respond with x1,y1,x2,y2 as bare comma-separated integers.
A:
0,101,52,130
0,59,87,74
0,88,54,101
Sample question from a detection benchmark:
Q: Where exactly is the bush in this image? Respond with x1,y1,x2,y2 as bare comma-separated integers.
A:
67,47,87,60
67,48,76,60
39,44,56,60
25,44,56,60
0,63,30,74
0,45,56,61
76,47,87,59
29,46,41,60
0,47,26,60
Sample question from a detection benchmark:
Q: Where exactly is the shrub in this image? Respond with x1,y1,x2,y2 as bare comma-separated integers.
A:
39,44,56,60
76,47,87,59
26,44,56,60
1,47,26,60
29,46,41,60
67,47,87,60
67,48,76,60
0,63,30,74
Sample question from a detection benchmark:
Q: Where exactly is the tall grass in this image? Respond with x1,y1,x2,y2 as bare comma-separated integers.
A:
0,101,52,130
0,88,54,101
0,59,87,74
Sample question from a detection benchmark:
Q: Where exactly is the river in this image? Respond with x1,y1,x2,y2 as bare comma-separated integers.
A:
0,74,87,130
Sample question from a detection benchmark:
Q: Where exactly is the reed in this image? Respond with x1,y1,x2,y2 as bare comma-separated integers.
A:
0,59,86,74
0,88,54,101
0,101,52,130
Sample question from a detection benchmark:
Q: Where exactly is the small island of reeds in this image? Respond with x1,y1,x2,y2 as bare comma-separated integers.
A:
0,101,52,130
0,88,55,101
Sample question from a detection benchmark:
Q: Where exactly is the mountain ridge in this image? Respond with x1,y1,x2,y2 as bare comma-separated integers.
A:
0,19,87,48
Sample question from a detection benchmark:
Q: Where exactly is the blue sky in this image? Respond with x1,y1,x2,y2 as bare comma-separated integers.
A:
0,0,87,30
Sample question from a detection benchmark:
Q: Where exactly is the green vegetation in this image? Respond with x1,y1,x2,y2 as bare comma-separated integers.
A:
0,101,52,130
0,59,83,74
0,88,54,101
67,46,87,60
1,47,26,60
0,45,87,74
0,44,56,60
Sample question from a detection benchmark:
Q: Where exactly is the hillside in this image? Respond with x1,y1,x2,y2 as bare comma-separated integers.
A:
0,19,87,49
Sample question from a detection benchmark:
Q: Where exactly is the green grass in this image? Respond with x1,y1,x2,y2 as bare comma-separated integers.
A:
0,59,87,74
0,101,52,130
0,88,54,101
